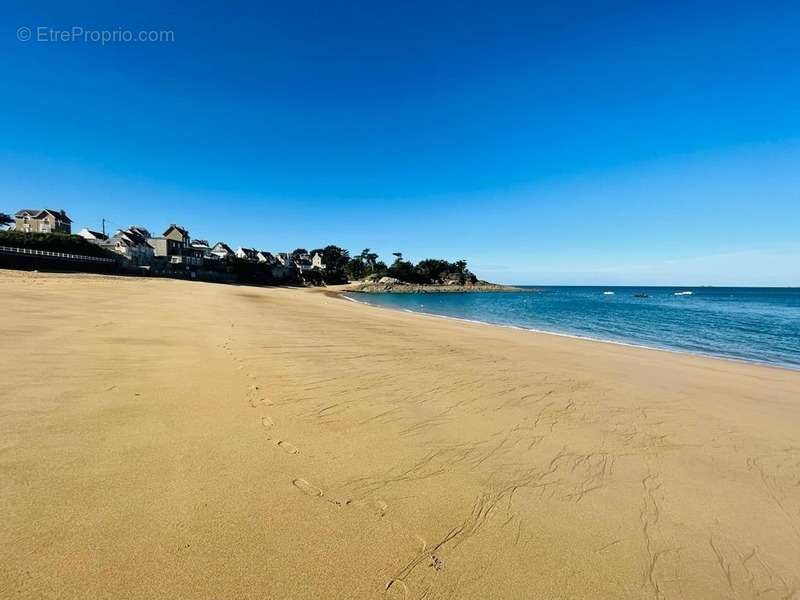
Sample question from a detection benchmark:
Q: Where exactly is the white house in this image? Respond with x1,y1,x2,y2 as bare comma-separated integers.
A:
77,228,108,242
211,242,234,260
99,227,155,266
236,247,259,261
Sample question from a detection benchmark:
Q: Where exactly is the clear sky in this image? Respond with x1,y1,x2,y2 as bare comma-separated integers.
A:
2,1,799,285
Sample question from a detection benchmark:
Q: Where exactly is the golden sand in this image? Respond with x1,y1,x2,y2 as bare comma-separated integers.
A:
1,270,798,599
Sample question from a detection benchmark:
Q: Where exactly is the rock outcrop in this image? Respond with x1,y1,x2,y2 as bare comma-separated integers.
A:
346,280,523,293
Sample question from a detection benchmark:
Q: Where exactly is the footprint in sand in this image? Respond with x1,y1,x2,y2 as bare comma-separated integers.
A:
291,478,351,507
277,440,299,454
247,385,272,407
374,499,388,517
261,416,275,439
250,397,273,408
385,579,410,600
293,478,323,497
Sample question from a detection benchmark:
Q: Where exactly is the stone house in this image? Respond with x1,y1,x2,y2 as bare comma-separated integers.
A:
148,224,201,266
14,209,72,234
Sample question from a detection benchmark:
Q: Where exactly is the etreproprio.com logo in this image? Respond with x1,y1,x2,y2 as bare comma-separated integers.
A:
17,26,174,45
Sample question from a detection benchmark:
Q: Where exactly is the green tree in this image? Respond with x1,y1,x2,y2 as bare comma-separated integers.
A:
0,230,110,257
322,245,349,270
345,257,366,281
387,259,418,283
415,258,449,283
315,245,350,284
372,260,388,276
359,248,379,271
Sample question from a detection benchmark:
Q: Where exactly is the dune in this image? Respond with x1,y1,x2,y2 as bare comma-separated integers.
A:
1,269,798,599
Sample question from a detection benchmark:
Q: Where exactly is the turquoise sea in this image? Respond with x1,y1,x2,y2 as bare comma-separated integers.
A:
346,287,800,370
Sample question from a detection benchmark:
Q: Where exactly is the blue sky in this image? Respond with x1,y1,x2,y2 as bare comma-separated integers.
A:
2,0,799,285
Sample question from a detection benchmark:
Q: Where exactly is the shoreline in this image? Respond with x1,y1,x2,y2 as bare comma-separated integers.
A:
340,291,800,373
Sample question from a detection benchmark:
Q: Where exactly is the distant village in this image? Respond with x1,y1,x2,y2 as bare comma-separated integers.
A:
5,208,328,283
1,207,481,288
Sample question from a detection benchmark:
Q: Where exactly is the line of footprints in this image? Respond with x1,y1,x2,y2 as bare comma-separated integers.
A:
221,330,351,508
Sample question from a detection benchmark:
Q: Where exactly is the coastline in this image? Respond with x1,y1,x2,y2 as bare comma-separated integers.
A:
344,281,524,293
3,270,799,599
340,291,800,372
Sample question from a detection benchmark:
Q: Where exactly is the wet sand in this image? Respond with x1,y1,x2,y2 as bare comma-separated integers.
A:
1,270,798,599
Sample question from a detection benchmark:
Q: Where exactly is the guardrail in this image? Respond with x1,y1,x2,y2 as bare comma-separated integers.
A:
0,245,115,263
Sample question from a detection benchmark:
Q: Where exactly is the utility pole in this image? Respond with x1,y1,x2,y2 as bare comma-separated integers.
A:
102,218,106,237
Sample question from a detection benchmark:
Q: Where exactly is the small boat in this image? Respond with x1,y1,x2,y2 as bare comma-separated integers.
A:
674,291,693,296
603,291,615,295
634,293,649,298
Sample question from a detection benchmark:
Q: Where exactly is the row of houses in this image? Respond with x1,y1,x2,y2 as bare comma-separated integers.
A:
11,208,325,273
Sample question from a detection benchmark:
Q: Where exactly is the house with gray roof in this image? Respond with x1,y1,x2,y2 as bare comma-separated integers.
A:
148,224,202,266
236,247,259,261
211,242,235,260
14,209,72,234
77,228,108,241
98,226,155,267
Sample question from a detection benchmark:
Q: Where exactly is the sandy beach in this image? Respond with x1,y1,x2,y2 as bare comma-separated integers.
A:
1,269,798,600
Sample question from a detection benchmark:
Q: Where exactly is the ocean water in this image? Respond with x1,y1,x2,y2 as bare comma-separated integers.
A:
345,287,800,370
